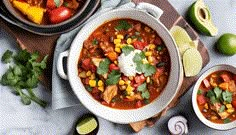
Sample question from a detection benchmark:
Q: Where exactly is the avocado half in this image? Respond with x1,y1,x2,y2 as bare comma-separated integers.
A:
187,0,218,36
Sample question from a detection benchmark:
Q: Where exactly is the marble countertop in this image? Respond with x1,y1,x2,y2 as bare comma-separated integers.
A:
0,0,236,134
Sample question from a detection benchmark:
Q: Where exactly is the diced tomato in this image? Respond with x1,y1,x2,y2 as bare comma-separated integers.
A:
135,100,142,108
232,99,236,109
109,63,119,71
81,58,91,70
220,73,231,82
154,37,162,45
203,79,211,89
47,0,63,9
133,41,148,50
197,95,207,105
84,78,90,85
134,74,145,84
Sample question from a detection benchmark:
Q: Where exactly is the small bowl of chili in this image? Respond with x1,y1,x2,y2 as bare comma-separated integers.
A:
192,64,236,130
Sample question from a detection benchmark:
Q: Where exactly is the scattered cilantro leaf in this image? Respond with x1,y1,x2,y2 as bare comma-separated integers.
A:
224,118,231,123
197,89,203,95
54,0,61,7
222,91,232,103
105,70,121,85
219,105,225,113
122,45,134,56
115,20,132,31
213,87,222,99
143,64,156,77
133,52,145,62
92,39,98,45
210,96,219,104
1,50,13,63
97,58,110,75
85,85,93,92
142,90,150,99
206,90,215,98
137,83,147,92
156,62,165,68
156,45,164,51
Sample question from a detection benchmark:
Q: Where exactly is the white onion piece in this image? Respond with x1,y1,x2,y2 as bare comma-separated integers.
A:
168,115,188,135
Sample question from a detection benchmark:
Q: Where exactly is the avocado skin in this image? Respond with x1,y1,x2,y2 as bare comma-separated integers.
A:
187,0,218,36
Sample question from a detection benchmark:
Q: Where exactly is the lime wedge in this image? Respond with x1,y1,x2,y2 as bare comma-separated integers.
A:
170,26,192,45
183,48,202,77
76,116,98,135
187,0,218,36
178,40,198,57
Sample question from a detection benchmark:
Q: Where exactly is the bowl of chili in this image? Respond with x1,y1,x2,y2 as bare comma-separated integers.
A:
192,64,236,130
57,2,183,124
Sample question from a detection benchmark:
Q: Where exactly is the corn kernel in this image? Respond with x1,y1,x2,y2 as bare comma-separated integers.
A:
227,108,235,113
86,71,92,76
115,32,118,35
78,71,86,78
98,86,104,92
126,85,134,93
120,44,125,48
98,80,104,87
128,76,134,80
148,56,153,63
144,26,151,32
119,80,125,85
114,60,118,65
89,80,96,87
125,80,131,85
115,43,121,48
145,51,152,57
146,77,150,83
149,44,156,50
142,59,149,64
89,73,96,80
130,91,134,96
210,116,218,120
114,39,121,44
117,34,124,39
126,38,132,44
226,104,232,109
115,47,121,53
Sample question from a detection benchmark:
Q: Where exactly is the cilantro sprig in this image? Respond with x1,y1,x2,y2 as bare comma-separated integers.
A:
0,50,48,107
121,45,134,56
206,87,233,105
106,70,121,85
137,83,150,99
133,52,156,77
97,58,110,75
115,20,132,31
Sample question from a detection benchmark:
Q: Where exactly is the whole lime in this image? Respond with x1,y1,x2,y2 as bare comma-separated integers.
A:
216,33,236,56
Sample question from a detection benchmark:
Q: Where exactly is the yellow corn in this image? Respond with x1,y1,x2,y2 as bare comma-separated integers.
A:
148,56,153,63
149,44,156,50
145,51,152,57
226,104,232,109
210,116,218,120
125,80,131,85
227,108,235,113
117,34,124,39
114,60,118,65
89,73,96,80
86,71,92,77
126,85,134,93
126,38,132,44
119,80,125,85
98,86,104,92
146,77,150,83
114,39,121,44
128,76,134,80
115,43,121,48
78,71,86,78
115,47,121,53
98,80,104,87
89,80,96,87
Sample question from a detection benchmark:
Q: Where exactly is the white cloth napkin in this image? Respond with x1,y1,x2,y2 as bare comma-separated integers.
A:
52,0,133,110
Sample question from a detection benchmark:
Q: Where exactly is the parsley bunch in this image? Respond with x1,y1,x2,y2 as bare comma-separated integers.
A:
1,50,48,107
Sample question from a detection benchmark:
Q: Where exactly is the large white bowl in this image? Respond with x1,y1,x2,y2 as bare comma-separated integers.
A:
57,2,183,124
192,64,236,130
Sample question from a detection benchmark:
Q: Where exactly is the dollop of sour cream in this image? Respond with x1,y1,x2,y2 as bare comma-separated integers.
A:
118,49,142,76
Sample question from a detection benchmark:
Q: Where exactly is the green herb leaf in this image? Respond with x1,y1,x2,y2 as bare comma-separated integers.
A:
122,45,134,56
1,50,13,63
210,96,219,104
14,50,31,64
97,58,110,75
19,90,31,105
106,70,121,85
85,86,93,92
142,90,150,99
206,90,215,98
156,45,164,51
156,62,165,68
197,89,203,95
54,0,61,7
137,83,147,92
143,64,156,77
219,105,225,113
133,52,145,62
222,91,232,103
115,20,132,31
213,87,222,99
224,118,231,123
92,39,98,45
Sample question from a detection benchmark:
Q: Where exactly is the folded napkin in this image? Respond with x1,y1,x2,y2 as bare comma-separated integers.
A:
52,0,133,110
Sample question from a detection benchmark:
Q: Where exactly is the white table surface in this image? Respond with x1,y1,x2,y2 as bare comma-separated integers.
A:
1,0,236,134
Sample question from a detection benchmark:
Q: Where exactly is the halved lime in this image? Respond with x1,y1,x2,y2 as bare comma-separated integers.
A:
76,116,98,135
187,0,218,36
183,48,203,77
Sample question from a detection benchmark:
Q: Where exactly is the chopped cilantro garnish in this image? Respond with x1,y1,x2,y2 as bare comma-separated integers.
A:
197,89,203,95
105,70,121,85
92,39,98,45
121,45,134,56
156,45,164,51
222,91,232,103
133,52,146,62
54,0,61,7
137,83,150,99
1,50,13,63
143,64,156,77
156,62,165,68
115,20,132,31
137,83,147,92
97,58,110,75
135,31,140,35
219,105,225,113
213,87,222,99
85,85,93,92
142,91,150,99
224,118,231,123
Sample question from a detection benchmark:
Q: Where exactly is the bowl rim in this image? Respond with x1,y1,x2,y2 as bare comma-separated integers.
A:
2,0,91,28
66,7,183,124
192,64,236,130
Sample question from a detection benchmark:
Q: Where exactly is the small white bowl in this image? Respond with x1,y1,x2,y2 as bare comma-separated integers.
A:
192,64,236,130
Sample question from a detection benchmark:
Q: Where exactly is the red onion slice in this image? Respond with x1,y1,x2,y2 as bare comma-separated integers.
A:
168,115,188,135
